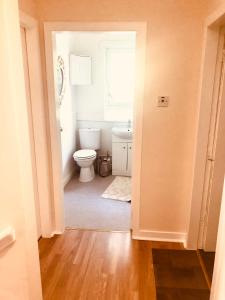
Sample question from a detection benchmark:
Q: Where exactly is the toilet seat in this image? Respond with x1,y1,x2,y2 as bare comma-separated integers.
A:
73,149,96,160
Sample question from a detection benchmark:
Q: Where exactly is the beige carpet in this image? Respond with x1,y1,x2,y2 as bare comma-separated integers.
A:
64,175,130,230
102,176,131,202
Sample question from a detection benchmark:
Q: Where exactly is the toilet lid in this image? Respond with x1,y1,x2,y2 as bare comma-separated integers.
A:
73,149,96,160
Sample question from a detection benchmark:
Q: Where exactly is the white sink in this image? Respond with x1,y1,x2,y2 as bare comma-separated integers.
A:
112,127,133,140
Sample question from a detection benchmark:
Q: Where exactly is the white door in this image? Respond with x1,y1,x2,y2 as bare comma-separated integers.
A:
20,27,41,239
127,143,132,176
112,143,127,175
200,49,225,251
0,2,42,297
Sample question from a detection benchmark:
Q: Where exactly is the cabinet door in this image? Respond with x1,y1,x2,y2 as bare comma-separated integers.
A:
127,143,132,176
112,143,127,175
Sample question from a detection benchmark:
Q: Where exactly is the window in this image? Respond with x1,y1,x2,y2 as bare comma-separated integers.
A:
104,47,136,121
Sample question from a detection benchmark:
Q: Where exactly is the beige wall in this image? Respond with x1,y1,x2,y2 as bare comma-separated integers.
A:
18,0,37,17
35,0,210,236
207,0,225,13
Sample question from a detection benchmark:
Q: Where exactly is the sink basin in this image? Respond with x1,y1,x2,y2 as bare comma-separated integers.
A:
112,127,133,140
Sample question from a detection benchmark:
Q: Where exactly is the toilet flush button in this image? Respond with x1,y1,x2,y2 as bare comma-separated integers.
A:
158,96,169,107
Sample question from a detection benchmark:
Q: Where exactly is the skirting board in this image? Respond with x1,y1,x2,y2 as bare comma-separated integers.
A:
63,169,75,187
132,229,187,247
51,230,64,237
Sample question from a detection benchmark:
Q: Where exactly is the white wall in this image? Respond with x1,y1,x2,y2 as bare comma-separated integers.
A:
55,33,76,184
69,32,105,121
0,1,42,298
68,31,135,154
69,31,135,121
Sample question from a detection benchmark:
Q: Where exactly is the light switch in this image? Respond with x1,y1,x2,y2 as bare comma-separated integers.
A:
158,96,169,107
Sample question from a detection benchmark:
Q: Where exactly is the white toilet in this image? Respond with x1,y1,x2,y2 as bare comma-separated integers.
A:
73,128,100,182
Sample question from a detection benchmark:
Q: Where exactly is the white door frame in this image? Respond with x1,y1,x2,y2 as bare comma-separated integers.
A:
20,11,52,237
20,24,41,239
44,22,147,235
210,178,225,300
186,6,225,299
197,29,225,251
186,9,225,250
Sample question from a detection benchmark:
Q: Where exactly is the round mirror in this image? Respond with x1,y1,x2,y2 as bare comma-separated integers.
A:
56,56,66,105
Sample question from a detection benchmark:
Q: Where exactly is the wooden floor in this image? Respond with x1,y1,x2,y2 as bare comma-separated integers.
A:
39,229,183,300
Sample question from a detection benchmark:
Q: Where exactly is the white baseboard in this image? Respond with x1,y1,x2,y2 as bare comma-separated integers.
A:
132,229,187,247
51,230,64,237
41,229,65,238
63,169,74,187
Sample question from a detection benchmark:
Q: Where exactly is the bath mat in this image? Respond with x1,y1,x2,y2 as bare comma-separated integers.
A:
102,176,131,202
152,249,210,300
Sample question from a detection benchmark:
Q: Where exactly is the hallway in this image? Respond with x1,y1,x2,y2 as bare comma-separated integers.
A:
39,230,183,299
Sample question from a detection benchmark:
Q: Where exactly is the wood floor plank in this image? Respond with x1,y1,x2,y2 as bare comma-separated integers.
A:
39,230,183,300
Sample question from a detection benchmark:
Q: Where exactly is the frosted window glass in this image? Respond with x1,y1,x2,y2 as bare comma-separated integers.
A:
105,49,135,105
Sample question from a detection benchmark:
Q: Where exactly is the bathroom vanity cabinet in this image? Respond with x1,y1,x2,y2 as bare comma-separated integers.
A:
112,136,132,176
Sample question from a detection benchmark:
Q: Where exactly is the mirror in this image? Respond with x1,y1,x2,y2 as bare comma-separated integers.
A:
56,56,66,105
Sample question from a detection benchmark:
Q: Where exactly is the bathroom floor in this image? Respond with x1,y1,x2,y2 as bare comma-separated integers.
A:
64,174,131,231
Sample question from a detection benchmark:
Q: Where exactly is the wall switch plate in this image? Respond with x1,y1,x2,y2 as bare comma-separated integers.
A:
158,96,169,107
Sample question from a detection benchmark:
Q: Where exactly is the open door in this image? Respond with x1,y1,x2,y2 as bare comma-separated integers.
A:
20,26,41,239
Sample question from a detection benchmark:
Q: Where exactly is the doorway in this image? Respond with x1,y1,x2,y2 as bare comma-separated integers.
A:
44,22,147,235
186,7,225,297
194,28,225,292
198,30,225,251
54,31,136,231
